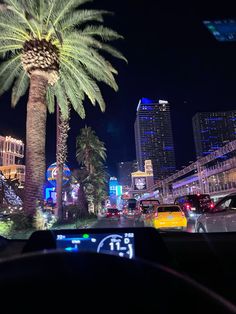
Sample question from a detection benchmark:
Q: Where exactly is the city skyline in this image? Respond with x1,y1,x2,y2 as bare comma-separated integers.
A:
0,0,236,176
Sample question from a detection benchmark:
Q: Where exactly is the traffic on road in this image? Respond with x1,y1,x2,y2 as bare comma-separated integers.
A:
97,193,236,233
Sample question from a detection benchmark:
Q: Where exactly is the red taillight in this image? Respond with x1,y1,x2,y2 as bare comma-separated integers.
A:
186,203,191,210
210,203,214,209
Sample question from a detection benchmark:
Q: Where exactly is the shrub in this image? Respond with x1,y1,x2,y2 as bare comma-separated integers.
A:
34,208,47,230
0,221,13,238
10,212,33,230
34,207,57,230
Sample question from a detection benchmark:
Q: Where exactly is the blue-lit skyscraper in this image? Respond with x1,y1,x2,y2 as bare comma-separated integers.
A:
193,111,236,158
134,98,176,181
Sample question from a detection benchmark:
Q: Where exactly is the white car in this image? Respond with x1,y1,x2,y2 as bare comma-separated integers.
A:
196,193,236,232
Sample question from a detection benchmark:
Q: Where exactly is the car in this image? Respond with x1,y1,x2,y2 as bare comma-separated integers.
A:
138,199,160,214
145,204,187,230
122,198,140,219
174,194,213,219
123,209,141,220
196,193,236,233
106,208,120,219
138,199,160,221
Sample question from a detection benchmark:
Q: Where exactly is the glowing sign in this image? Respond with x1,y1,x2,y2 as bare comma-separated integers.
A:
134,177,147,190
116,185,123,196
109,177,118,196
159,100,168,104
5,136,23,145
46,162,71,187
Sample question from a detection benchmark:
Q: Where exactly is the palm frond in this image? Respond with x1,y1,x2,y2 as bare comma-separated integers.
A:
11,68,29,107
0,55,22,95
60,70,86,118
81,25,123,41
60,10,111,31
61,48,118,90
53,80,69,119
5,0,38,37
0,0,126,114
47,0,92,39
46,86,55,114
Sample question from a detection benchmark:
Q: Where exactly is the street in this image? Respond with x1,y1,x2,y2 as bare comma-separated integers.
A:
93,216,144,228
93,216,196,232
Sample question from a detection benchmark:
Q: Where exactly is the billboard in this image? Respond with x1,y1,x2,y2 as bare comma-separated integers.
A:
109,177,118,196
134,177,147,191
46,162,71,187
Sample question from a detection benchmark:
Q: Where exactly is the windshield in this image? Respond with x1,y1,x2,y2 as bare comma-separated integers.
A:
158,206,181,213
0,1,236,239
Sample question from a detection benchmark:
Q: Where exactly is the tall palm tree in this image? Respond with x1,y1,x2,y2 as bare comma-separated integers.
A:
76,126,107,212
91,164,108,213
56,105,70,219
76,126,106,175
0,0,126,216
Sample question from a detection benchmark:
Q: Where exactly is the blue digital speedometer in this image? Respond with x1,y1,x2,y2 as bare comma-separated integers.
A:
56,232,135,259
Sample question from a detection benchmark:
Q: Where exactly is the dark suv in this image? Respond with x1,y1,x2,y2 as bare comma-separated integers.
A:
174,194,213,219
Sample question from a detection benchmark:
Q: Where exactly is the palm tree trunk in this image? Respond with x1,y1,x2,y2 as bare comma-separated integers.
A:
56,105,63,219
56,105,70,220
24,71,48,216
56,164,63,219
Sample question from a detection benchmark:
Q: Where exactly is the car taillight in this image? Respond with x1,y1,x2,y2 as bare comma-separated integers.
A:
210,203,214,209
186,203,191,210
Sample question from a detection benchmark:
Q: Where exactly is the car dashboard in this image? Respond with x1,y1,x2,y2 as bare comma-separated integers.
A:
1,228,236,305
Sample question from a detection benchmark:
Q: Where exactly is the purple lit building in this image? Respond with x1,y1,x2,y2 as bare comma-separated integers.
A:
134,98,176,181
192,111,236,158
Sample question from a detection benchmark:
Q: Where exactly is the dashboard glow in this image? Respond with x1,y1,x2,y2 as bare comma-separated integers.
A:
56,232,135,259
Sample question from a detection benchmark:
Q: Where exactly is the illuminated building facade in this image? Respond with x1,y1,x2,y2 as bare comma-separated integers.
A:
134,98,176,181
0,135,25,182
193,110,236,158
131,160,154,198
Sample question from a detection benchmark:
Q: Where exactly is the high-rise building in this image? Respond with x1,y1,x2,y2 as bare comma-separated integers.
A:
134,98,176,181
192,111,236,157
117,160,138,187
0,135,25,182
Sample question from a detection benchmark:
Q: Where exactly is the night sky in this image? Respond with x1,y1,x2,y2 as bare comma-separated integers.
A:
1,0,236,176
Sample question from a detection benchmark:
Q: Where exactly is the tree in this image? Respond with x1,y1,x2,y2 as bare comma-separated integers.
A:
91,164,108,213
0,0,126,216
76,126,106,174
70,168,89,219
76,126,108,212
56,105,70,219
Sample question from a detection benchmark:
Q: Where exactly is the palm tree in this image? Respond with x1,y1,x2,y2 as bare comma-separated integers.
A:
76,126,107,212
76,126,106,175
56,105,70,219
91,164,108,213
0,0,126,216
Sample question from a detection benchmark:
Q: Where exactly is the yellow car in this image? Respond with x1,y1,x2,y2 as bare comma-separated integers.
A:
145,205,187,230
